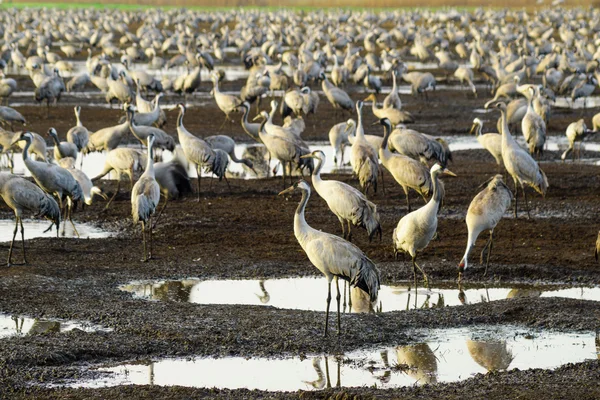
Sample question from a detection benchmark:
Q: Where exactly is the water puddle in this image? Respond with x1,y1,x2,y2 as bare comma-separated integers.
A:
0,219,111,241
0,313,110,338
68,325,598,390
553,96,600,109
120,277,600,313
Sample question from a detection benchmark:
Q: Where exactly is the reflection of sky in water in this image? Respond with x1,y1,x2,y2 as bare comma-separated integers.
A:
0,314,110,338
71,325,598,391
120,276,600,313
0,219,111,242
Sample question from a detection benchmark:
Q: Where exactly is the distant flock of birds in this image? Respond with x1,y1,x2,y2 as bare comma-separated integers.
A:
0,6,599,335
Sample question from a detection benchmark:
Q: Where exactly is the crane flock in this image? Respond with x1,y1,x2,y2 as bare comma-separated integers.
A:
1,5,600,336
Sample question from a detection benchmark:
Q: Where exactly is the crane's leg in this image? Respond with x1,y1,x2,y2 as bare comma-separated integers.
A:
149,216,153,259
224,175,231,191
105,179,121,210
324,356,331,389
413,256,429,289
346,220,352,242
342,279,347,312
141,221,147,262
338,217,346,239
68,199,80,238
152,196,169,229
324,279,332,337
404,186,411,212
7,217,19,266
523,185,531,219
412,256,418,293
196,165,201,202
19,217,26,264
335,277,341,335
129,167,134,191
513,178,519,218
380,168,386,194
281,161,287,190
483,230,494,276
348,281,352,311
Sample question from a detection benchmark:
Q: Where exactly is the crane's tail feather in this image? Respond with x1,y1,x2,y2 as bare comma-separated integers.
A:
351,257,380,303
38,194,61,228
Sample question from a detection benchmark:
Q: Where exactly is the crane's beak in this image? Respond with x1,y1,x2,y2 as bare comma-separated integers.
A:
278,186,295,196
252,115,263,121
442,169,457,177
299,154,314,159
469,124,476,135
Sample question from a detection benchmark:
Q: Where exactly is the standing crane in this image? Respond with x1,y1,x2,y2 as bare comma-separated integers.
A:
13,132,82,237
66,106,89,168
488,101,548,218
48,128,78,161
0,173,60,266
351,101,379,195
279,180,380,336
521,86,546,158
470,118,503,167
458,175,512,281
393,164,455,289
174,104,227,200
377,118,431,212
131,134,160,262
300,150,381,241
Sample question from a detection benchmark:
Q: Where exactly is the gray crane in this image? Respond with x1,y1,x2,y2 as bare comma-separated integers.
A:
48,128,78,161
364,93,414,125
83,119,129,155
377,118,432,211
0,106,26,131
321,72,353,114
393,164,455,289
153,159,192,228
521,87,546,158
13,132,82,237
131,134,160,262
0,172,60,266
561,119,596,161
125,104,175,152
174,104,228,200
92,147,146,210
279,180,380,336
488,101,548,218
350,101,379,195
470,118,503,166
458,175,512,281
57,157,107,207
205,135,256,175
301,150,381,241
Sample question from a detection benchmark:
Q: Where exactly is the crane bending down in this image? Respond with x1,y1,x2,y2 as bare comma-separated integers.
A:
0,173,60,266
279,180,380,336
131,134,160,262
458,175,512,281
301,150,381,241
393,164,455,289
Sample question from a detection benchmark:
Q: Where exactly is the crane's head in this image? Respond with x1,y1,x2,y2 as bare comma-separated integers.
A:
300,150,325,161
356,100,363,113
431,163,456,177
269,99,278,112
300,87,310,94
319,71,327,80
47,127,58,138
74,105,81,114
485,101,507,111
278,180,310,197
12,131,33,145
344,119,356,133
470,118,483,134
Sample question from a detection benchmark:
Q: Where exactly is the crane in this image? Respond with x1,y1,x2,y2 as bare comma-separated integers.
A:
458,175,512,281
131,134,160,262
279,180,380,336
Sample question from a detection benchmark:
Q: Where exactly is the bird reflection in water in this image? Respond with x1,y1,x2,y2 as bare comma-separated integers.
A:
133,280,195,302
467,339,514,372
395,343,438,385
255,280,270,304
304,355,341,389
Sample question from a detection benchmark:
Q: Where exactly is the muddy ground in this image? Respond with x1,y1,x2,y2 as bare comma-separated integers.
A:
2,72,600,399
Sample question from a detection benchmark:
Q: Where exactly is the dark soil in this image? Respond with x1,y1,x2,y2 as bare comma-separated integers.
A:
2,71,600,399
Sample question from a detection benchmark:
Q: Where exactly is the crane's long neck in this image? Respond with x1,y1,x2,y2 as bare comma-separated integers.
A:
371,99,379,112
311,156,323,183
293,189,311,245
213,79,220,94
380,123,392,157
146,140,155,176
153,95,161,110
392,72,397,91
499,108,516,147
459,229,477,271
22,138,31,162
75,109,82,126
356,107,365,140
50,133,61,147
427,171,443,211
475,123,482,136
